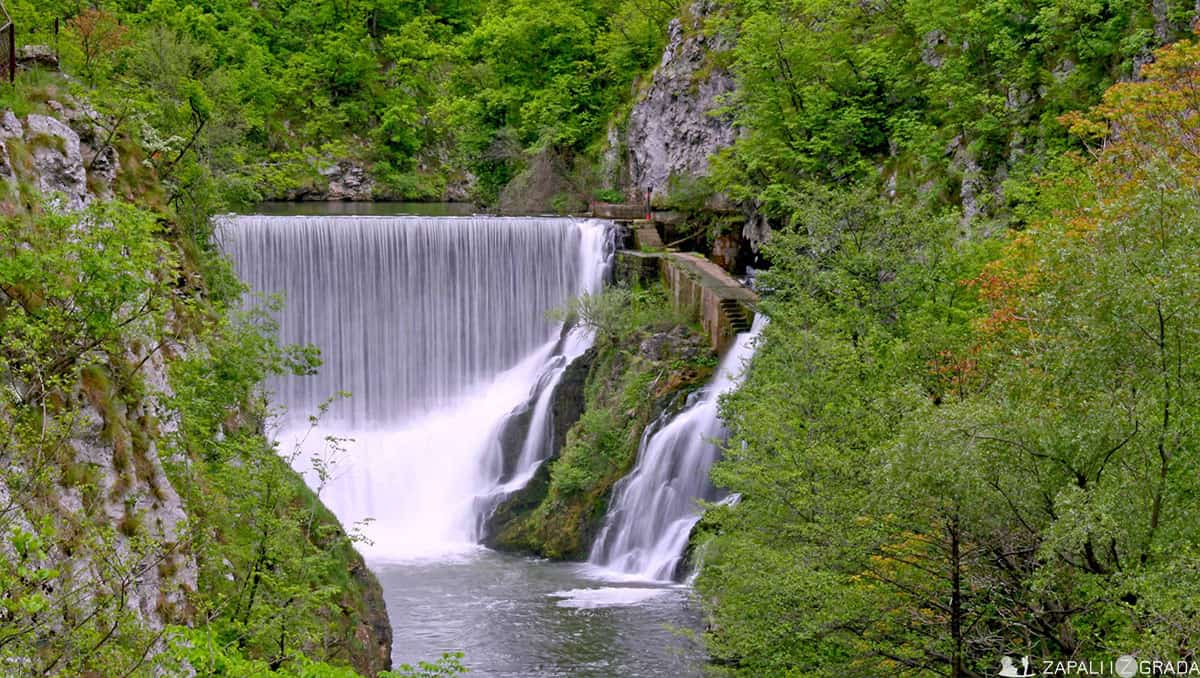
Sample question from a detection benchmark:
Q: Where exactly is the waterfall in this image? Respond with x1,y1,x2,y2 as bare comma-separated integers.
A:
217,215,612,559
588,316,766,581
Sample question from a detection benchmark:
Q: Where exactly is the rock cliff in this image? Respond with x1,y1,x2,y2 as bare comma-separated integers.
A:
625,1,736,201
0,100,392,674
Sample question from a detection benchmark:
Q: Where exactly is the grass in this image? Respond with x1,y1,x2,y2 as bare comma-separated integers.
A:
26,131,67,154
0,69,67,118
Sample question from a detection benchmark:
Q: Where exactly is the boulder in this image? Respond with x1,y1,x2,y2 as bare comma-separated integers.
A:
479,347,596,543
24,114,89,209
320,160,374,201
17,45,59,71
0,110,21,186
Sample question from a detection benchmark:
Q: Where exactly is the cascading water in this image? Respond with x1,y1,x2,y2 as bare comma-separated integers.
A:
588,315,766,581
479,323,593,498
468,316,598,536
217,215,612,559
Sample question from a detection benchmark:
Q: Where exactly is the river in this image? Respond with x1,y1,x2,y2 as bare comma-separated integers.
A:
219,205,710,675
377,549,705,676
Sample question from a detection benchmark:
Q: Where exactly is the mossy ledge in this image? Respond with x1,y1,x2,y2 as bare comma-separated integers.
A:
488,287,716,560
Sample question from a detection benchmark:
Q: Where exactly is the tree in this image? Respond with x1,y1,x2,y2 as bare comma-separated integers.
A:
698,35,1200,673
0,199,180,674
67,8,131,84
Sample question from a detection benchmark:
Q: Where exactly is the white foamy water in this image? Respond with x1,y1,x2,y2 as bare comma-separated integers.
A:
549,587,671,609
218,215,613,558
588,316,766,581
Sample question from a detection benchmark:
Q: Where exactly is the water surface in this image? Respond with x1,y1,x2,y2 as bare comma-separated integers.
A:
252,201,477,217
375,549,706,677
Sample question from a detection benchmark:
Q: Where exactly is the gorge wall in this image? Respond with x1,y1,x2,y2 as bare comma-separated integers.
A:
1,99,197,633
623,1,736,203
0,95,391,675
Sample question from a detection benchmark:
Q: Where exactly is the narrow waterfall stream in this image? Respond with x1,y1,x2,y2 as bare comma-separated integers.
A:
588,317,766,581
218,211,707,675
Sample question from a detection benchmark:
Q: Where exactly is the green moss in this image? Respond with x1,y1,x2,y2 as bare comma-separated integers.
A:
78,352,168,507
118,504,143,537
111,135,165,207
494,287,714,559
59,460,89,487
26,131,67,155
4,138,37,182
80,365,122,440
81,469,104,513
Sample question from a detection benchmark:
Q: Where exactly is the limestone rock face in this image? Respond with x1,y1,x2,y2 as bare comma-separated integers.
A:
67,352,199,629
626,1,736,200
320,159,374,201
0,103,196,636
18,45,60,70
599,120,629,192
0,109,21,138
0,110,21,186
21,114,90,209
443,167,476,202
0,105,124,207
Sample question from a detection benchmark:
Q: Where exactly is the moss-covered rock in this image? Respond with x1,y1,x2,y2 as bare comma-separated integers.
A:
491,321,714,560
0,97,393,675
481,347,596,543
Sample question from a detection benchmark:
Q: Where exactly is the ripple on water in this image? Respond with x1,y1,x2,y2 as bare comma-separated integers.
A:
374,549,706,677
548,587,671,609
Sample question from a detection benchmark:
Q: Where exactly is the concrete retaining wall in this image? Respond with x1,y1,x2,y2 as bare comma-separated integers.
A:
615,249,757,355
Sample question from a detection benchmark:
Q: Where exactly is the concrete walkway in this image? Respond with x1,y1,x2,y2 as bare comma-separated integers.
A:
615,248,757,355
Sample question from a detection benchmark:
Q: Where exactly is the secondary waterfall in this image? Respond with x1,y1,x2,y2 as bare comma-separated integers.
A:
588,316,765,581
217,215,612,559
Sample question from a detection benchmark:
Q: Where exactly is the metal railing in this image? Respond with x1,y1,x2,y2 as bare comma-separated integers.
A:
1,1,14,84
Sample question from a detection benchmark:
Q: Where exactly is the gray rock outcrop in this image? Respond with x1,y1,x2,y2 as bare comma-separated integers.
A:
66,352,199,629
626,1,736,200
0,113,90,209
480,346,595,543
0,105,124,208
24,114,90,209
18,45,60,71
320,159,374,201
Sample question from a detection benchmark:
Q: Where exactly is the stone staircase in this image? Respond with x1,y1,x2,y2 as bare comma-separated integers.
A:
614,246,757,355
719,298,753,334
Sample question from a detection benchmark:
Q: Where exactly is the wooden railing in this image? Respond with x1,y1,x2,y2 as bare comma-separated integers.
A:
591,201,648,220
0,1,13,84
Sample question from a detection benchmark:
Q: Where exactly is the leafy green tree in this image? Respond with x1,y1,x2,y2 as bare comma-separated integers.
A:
0,199,181,674
699,33,1200,676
